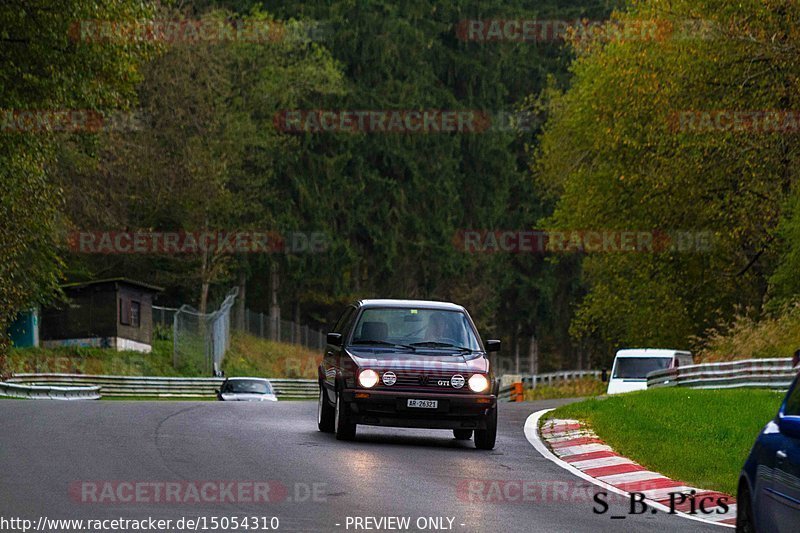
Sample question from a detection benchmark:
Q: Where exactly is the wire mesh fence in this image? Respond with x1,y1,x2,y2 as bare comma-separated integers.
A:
172,288,238,376
156,298,326,370
237,309,326,351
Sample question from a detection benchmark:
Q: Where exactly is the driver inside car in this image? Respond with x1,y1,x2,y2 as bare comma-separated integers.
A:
424,312,449,341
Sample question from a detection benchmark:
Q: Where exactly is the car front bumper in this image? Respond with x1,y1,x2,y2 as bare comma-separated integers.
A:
340,389,496,430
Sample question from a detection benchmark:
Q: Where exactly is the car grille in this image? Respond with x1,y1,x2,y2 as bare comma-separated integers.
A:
381,371,472,391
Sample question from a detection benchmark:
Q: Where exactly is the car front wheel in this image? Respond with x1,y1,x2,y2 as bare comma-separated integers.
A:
318,387,335,433
334,392,356,441
736,482,755,533
474,407,497,450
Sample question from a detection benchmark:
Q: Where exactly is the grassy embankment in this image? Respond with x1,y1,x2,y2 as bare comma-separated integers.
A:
545,387,784,495
7,332,319,379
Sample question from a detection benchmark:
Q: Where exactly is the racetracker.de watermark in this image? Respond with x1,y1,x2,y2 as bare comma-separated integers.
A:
0,109,142,133
456,479,627,504
669,110,800,133
68,231,328,255
455,18,714,43
454,229,714,254
69,18,328,44
273,110,539,134
69,481,326,504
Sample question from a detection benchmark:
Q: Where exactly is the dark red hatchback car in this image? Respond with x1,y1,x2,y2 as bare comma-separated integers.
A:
317,299,500,449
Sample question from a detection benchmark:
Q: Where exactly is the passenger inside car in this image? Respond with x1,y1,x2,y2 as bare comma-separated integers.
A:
357,321,388,342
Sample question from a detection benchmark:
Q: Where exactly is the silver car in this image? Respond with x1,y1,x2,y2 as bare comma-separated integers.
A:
216,377,278,402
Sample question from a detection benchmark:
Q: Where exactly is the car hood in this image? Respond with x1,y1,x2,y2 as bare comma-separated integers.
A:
606,379,647,395
220,393,278,401
347,350,488,373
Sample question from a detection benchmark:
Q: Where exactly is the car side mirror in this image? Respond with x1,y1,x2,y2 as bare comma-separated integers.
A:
485,339,501,352
327,332,343,346
778,415,800,439
214,389,220,394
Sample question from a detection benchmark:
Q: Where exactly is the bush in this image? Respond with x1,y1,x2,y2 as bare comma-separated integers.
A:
696,303,800,361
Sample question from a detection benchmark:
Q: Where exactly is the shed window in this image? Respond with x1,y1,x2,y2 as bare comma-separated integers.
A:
120,297,141,328
130,301,140,328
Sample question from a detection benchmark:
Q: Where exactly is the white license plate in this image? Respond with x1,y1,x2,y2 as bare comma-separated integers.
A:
407,399,438,409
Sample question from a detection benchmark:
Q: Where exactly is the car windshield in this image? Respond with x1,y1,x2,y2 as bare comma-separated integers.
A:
612,357,672,379
351,308,480,352
223,380,271,394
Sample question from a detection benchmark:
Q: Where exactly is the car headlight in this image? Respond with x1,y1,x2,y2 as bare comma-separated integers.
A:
468,374,490,393
358,369,380,388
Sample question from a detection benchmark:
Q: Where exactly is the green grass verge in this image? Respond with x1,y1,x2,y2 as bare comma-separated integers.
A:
8,337,180,376
546,387,784,495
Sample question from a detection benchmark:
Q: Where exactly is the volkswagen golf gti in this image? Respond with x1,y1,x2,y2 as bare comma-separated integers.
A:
317,299,500,449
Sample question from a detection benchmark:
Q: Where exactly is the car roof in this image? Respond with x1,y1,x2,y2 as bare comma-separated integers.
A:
358,299,464,311
615,349,692,358
226,377,269,382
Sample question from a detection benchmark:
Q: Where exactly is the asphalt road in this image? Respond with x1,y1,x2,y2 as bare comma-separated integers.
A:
0,399,718,533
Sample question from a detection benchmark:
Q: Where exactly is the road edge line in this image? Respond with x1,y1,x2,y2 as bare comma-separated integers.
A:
523,409,734,529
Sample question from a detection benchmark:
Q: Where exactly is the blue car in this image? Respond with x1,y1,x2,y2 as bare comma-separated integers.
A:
737,373,800,532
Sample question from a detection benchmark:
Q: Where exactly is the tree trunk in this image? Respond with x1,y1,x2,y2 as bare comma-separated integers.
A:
268,261,280,341
529,333,538,375
293,301,301,345
199,220,210,315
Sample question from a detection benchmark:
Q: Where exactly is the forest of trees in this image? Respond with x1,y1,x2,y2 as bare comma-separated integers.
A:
3,0,799,373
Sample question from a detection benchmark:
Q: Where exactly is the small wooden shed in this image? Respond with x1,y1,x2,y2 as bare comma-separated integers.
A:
40,278,163,353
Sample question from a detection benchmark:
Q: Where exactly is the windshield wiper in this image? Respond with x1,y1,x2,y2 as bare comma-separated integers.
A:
351,340,416,351
409,341,474,352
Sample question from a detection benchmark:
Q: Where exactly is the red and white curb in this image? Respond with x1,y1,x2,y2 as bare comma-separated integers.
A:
524,409,736,528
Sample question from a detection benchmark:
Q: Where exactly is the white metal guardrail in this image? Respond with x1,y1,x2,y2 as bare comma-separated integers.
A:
8,370,603,401
647,358,799,390
0,381,101,400
521,370,601,388
8,374,318,399
264,379,317,399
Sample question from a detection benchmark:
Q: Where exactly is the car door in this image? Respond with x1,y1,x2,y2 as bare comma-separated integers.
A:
770,379,800,530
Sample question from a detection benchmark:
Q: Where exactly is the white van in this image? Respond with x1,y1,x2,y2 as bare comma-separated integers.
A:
606,349,693,395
